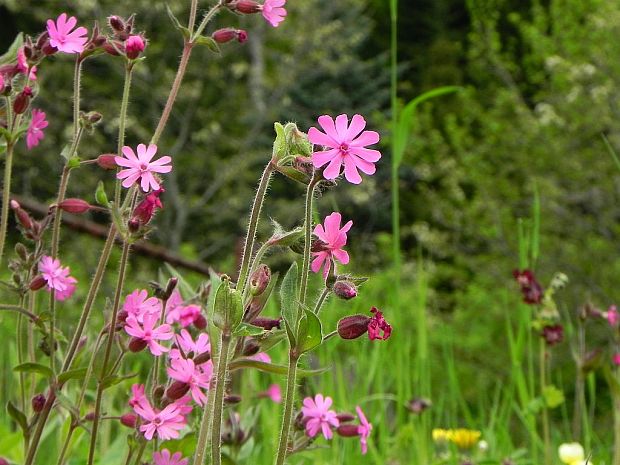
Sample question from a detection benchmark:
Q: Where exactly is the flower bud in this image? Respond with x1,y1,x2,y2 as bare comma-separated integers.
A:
31,393,46,413
194,351,212,365
166,381,190,400
541,324,563,346
337,314,370,340
128,337,147,353
0,457,9,465
13,86,33,114
125,35,145,59
224,394,242,405
336,424,359,437
84,411,96,421
11,200,34,231
103,40,122,56
193,314,207,330
242,339,260,356
29,275,47,291
58,198,92,214
97,154,118,170
108,15,125,32
234,0,261,14
127,218,141,233
250,317,281,330
332,280,357,300
120,413,137,428
336,412,356,423
407,397,432,414
212,28,248,44
249,264,271,296
15,243,28,261
153,385,165,403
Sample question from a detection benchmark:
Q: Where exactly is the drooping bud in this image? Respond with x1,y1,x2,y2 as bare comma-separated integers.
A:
166,381,190,400
212,28,248,44
242,339,260,357
120,413,137,428
336,412,356,423
31,393,46,412
11,200,34,231
337,314,370,340
108,15,125,33
128,337,147,353
29,275,47,291
13,86,33,114
132,188,164,226
250,317,281,330
333,280,358,300
224,394,242,405
336,424,359,437
249,264,271,296
96,153,118,170
540,324,563,346
125,35,146,59
58,198,92,214
234,0,261,14
193,313,207,330
194,351,211,365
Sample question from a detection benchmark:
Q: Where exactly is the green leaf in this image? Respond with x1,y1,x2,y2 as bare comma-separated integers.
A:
0,33,23,66
280,262,299,343
233,322,265,337
101,372,138,389
0,126,12,143
13,362,53,378
213,276,243,332
195,35,220,54
272,122,287,160
60,144,72,161
165,4,191,39
57,367,88,385
255,328,286,352
296,310,322,353
228,358,328,377
542,384,565,409
6,401,28,434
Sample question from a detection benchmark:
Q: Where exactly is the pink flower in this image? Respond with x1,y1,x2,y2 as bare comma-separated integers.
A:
133,396,187,440
128,384,147,409
169,329,210,362
132,188,164,225
607,305,619,327
512,269,544,305
38,255,77,300
17,48,37,81
266,384,282,403
123,289,161,322
124,312,173,356
367,307,392,341
167,357,212,406
46,13,88,54
355,406,372,454
250,352,271,363
311,212,352,279
115,143,172,192
261,0,287,27
165,289,185,324
125,35,146,59
301,394,340,439
308,114,381,184
26,109,48,149
613,353,620,366
153,449,188,465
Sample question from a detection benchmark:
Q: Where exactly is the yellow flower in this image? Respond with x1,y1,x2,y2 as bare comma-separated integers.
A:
432,428,449,443
558,443,584,464
446,428,482,449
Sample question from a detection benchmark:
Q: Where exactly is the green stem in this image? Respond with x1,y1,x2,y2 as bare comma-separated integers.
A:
193,381,217,465
211,332,232,465
613,381,620,465
0,304,38,321
0,140,15,267
299,176,318,304
73,57,82,139
237,162,275,293
312,288,330,314
87,240,131,465
192,1,225,40
274,352,299,465
539,339,551,465
17,311,26,413
115,64,134,206
132,441,147,465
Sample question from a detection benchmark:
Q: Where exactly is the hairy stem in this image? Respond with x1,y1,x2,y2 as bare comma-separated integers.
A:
299,176,318,304
237,163,274,293
87,240,131,465
211,332,232,465
313,287,330,314
73,57,82,139
539,339,551,465
115,64,135,206
193,376,217,465
193,1,225,39
0,140,15,268
274,352,299,465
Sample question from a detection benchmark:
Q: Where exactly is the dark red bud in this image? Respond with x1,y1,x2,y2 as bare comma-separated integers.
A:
84,412,96,421
58,198,92,214
31,394,46,413
108,15,125,32
116,310,129,326
103,41,121,56
13,87,33,114
224,394,242,405
212,28,248,44
336,412,356,423
193,314,207,330
29,275,47,291
337,314,370,340
250,317,281,330
194,351,212,365
242,339,260,357
333,281,358,300
128,218,141,233
235,0,261,14
249,264,271,296
11,200,34,231
96,154,118,170
336,424,360,437
128,337,147,353
120,413,137,428
166,380,190,400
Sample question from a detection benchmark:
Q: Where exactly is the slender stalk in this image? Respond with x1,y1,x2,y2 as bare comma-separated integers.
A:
56,424,75,465
237,163,275,293
115,64,135,206
312,287,330,314
614,383,620,465
274,352,299,465
194,380,217,465
192,1,225,40
17,311,26,412
87,240,131,465
188,0,199,33
299,177,318,304
132,441,147,465
73,57,82,139
0,303,38,321
0,140,15,267
211,332,232,465
539,339,551,465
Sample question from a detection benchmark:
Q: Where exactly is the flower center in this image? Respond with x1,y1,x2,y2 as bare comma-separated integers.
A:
139,163,148,171
339,143,349,154
152,415,162,426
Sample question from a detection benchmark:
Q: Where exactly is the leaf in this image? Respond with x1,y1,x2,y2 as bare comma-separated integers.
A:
0,33,23,66
279,262,299,343
6,401,28,434
195,35,220,54
165,4,191,39
542,384,565,409
296,310,322,353
101,372,138,389
255,328,286,352
13,362,53,378
213,276,243,332
57,367,88,385
233,322,265,337
60,144,72,161
274,165,311,185
228,358,328,377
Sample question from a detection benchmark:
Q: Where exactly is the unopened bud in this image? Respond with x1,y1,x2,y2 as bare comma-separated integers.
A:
249,264,271,296
58,198,92,214
333,280,357,300
103,40,121,56
234,0,261,14
166,381,190,400
337,314,370,340
407,397,432,414
116,310,129,326
128,337,147,353
336,412,356,423
153,385,165,402
13,87,33,114
84,412,96,421
194,351,211,365
31,393,46,412
224,394,242,405
108,15,125,32
97,154,118,170
336,424,360,437
128,218,140,233
250,317,281,330
15,243,28,261
242,339,260,357
11,200,33,231
29,275,47,291
125,35,146,59
120,412,137,428
193,313,207,330
212,28,248,44
163,277,178,300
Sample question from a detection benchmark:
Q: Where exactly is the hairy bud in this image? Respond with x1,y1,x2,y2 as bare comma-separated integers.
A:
128,337,147,353
31,394,46,413
166,381,190,400
333,280,358,300
242,339,260,356
337,314,370,340
58,198,92,214
212,28,248,44
29,275,46,291
249,264,271,296
250,317,281,330
234,0,261,14
120,413,137,428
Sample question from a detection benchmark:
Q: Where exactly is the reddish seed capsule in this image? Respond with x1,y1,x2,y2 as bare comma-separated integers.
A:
235,0,261,14
128,337,147,353
13,86,33,114
29,275,47,291
120,412,137,428
58,198,91,214
193,314,207,330
337,314,370,340
166,380,190,400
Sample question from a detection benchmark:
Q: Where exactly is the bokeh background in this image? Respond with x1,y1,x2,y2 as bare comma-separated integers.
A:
1,0,619,463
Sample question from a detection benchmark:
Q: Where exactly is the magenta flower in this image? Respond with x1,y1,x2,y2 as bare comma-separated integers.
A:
124,312,173,356
367,307,392,341
607,305,619,327
308,114,381,184
301,394,340,439
133,396,187,440
123,289,161,323
17,48,37,81
153,449,188,465
261,0,287,27
512,269,544,305
38,255,77,300
128,384,147,409
250,352,271,363
115,143,172,192
311,212,352,279
265,384,282,403
356,406,372,454
167,357,212,406
46,13,88,54
125,35,146,59
26,109,48,150
541,324,563,346
170,329,210,361
613,353,620,366
132,188,164,225
53,276,77,301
